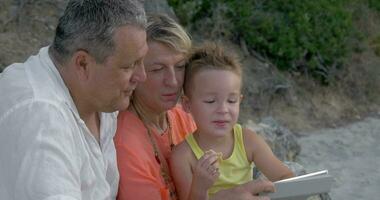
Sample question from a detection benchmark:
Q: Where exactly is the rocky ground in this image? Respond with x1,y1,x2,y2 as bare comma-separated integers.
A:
297,117,380,200
247,115,380,200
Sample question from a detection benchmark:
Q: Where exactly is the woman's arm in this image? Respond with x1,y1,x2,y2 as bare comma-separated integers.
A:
243,128,294,181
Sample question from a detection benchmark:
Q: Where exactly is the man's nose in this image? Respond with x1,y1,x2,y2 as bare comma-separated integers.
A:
133,62,146,83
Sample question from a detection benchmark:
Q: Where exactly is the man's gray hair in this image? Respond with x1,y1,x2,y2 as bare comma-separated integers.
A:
50,0,146,64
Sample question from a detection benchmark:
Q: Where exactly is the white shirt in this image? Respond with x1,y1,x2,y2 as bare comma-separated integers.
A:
0,47,119,200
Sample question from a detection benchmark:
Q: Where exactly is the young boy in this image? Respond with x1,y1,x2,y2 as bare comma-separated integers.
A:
170,42,294,200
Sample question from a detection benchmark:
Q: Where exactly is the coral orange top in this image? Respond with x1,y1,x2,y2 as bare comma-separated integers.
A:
114,105,196,200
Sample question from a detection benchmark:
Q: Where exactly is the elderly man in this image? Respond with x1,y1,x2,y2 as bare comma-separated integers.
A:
0,0,147,199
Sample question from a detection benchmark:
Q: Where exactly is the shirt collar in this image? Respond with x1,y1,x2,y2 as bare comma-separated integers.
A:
39,46,82,121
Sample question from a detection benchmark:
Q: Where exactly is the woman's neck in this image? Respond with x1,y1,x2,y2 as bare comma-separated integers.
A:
130,98,168,133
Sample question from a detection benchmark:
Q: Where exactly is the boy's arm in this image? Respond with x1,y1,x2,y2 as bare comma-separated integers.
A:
169,143,195,200
170,143,220,200
210,179,274,200
243,128,294,181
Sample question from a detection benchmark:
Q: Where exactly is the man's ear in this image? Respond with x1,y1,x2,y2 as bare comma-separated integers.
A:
72,50,93,81
181,95,191,113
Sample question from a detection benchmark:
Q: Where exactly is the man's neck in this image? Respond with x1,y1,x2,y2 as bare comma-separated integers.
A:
72,91,101,143
55,57,101,143
81,111,101,143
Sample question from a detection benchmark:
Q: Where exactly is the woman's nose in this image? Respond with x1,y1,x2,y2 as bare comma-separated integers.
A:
164,68,178,87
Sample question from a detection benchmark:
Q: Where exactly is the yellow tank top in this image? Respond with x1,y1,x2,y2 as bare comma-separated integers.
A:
185,124,254,197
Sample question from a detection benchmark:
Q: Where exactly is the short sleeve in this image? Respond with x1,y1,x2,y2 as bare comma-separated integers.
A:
116,141,166,200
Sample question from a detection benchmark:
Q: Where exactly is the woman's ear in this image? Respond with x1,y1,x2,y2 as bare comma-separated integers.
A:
181,95,191,113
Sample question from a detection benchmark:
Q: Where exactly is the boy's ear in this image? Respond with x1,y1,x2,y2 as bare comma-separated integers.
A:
181,95,191,113
240,94,244,103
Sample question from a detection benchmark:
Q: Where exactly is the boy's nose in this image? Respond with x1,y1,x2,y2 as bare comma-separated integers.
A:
217,103,228,113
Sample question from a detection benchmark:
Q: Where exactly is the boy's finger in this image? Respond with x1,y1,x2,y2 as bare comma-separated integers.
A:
204,149,217,154
205,154,219,165
242,180,275,195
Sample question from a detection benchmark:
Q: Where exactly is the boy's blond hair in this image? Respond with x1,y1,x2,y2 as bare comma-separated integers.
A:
184,42,242,96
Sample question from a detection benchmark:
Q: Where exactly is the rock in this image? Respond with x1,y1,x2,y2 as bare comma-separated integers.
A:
247,118,332,199
245,117,301,161
143,0,177,20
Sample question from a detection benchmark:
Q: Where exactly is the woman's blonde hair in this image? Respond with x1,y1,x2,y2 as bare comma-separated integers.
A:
146,14,192,54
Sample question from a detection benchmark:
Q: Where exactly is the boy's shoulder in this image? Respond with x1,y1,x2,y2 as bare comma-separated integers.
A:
241,126,259,141
170,136,195,163
172,138,191,156
241,126,263,161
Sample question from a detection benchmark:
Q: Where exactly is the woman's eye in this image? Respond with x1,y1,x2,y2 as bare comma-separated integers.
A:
175,65,185,70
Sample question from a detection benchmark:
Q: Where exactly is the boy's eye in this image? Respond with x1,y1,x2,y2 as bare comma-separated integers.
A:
228,99,238,103
203,100,215,104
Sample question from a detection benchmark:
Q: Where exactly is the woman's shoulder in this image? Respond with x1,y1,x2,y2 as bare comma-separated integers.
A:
168,104,196,130
115,110,147,145
168,104,192,120
117,109,139,124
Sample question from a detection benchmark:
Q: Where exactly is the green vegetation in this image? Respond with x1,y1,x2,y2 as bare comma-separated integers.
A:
371,35,380,56
168,0,365,84
369,0,380,11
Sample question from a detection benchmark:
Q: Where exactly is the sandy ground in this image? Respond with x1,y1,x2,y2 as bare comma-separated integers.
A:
296,117,380,200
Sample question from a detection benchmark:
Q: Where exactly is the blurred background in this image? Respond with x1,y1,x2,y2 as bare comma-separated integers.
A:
1,0,379,199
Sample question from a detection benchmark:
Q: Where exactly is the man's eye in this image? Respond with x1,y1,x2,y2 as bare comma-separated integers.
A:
122,66,132,71
149,65,163,72
123,63,136,70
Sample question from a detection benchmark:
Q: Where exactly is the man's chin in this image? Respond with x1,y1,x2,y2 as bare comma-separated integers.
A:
118,99,131,111
107,98,131,113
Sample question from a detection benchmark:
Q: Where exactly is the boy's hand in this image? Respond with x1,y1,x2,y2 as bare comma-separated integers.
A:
192,150,220,191
210,179,275,200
